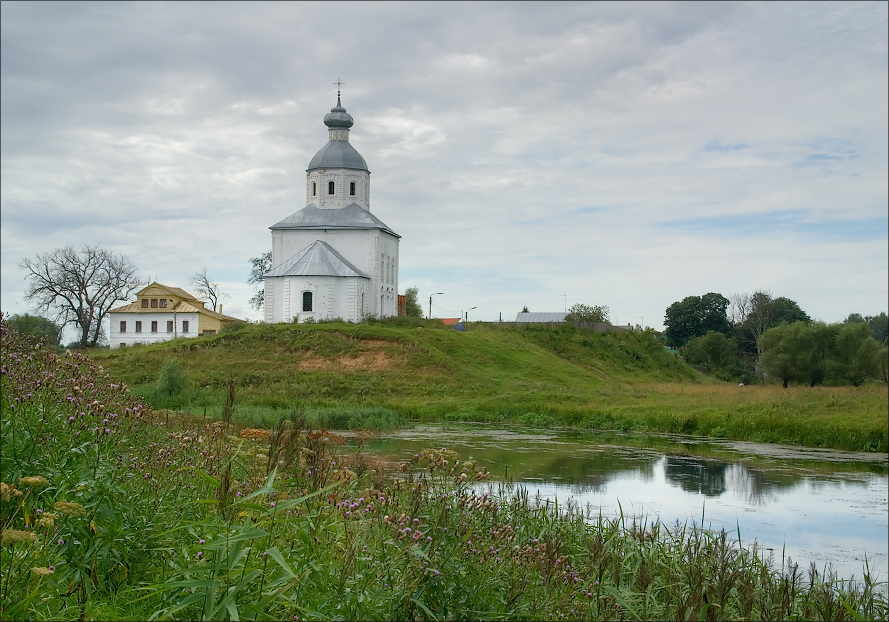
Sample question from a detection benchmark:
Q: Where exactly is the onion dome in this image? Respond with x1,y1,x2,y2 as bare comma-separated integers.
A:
323,96,353,129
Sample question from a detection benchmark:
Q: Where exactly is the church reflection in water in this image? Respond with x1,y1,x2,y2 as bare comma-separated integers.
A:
662,455,778,504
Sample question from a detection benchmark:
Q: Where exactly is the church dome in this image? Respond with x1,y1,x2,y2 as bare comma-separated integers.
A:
323,97,353,129
307,141,368,171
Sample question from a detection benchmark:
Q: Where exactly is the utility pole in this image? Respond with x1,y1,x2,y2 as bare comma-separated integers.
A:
429,292,443,319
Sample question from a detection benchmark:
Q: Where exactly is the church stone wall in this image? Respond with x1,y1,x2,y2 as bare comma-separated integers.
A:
307,170,370,211
265,275,369,323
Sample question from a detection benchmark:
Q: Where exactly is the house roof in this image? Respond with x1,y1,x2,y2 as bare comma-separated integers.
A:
266,240,369,278
109,282,240,322
137,282,202,302
270,203,400,238
108,300,240,322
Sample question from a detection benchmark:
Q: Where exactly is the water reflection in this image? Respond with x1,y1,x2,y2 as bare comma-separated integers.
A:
353,423,888,583
664,455,728,496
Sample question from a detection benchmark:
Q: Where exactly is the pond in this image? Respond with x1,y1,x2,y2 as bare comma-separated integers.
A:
347,423,889,586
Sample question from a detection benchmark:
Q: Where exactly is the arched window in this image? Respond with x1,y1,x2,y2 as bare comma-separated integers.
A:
312,182,316,196
349,181,356,196
328,181,335,195
302,291,313,312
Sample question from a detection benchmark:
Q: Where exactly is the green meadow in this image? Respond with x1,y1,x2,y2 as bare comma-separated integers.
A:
89,320,888,452
3,318,887,621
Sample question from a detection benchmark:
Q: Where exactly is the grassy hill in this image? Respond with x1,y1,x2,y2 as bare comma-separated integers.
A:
89,320,888,451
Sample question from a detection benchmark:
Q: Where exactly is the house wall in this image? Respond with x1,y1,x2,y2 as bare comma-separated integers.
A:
108,312,200,349
197,314,232,335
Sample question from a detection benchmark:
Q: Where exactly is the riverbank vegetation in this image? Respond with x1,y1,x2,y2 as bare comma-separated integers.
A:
87,319,888,452
665,290,888,386
3,319,886,621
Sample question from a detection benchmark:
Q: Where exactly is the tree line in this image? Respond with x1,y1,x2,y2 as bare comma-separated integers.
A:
664,291,888,386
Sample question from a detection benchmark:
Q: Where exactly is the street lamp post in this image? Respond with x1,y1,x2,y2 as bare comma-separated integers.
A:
465,306,477,322
429,292,444,319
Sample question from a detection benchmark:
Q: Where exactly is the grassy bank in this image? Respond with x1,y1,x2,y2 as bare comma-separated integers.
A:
89,321,888,452
2,320,886,621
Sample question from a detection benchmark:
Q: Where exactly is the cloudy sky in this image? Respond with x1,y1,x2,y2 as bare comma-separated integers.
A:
2,1,887,337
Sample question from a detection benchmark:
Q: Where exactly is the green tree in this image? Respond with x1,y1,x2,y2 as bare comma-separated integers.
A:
663,293,730,348
404,287,423,317
248,250,272,311
867,312,888,344
565,303,609,324
831,321,881,386
801,322,835,386
760,322,810,388
6,314,62,347
732,291,809,360
680,331,738,375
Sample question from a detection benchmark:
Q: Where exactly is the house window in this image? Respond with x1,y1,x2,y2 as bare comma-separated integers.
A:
350,181,356,196
167,321,174,333
328,181,335,195
302,291,313,312
135,321,142,333
312,182,316,196
182,320,189,333
202,329,216,335
160,299,167,308
141,299,148,308
151,299,158,308
120,321,126,333
151,321,158,332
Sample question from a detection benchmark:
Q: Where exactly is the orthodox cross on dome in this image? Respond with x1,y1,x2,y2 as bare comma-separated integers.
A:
333,77,345,98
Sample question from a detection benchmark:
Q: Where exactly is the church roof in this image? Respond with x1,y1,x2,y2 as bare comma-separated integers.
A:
265,240,370,279
270,202,400,237
307,140,368,172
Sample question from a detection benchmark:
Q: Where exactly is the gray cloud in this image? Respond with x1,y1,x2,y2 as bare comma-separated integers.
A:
2,1,886,335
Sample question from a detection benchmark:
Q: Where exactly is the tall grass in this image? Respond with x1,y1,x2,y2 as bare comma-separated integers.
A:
2,315,887,620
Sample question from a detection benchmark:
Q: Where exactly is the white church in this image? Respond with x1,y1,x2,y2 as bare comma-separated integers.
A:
263,91,400,323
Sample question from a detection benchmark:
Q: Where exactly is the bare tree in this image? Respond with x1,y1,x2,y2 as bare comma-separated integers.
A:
190,267,228,312
20,244,141,348
248,250,272,311
728,292,751,327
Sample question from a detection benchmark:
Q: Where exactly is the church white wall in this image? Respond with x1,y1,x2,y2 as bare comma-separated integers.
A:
264,275,369,323
271,229,400,318
272,229,376,271
375,234,400,318
108,312,200,349
306,169,370,211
